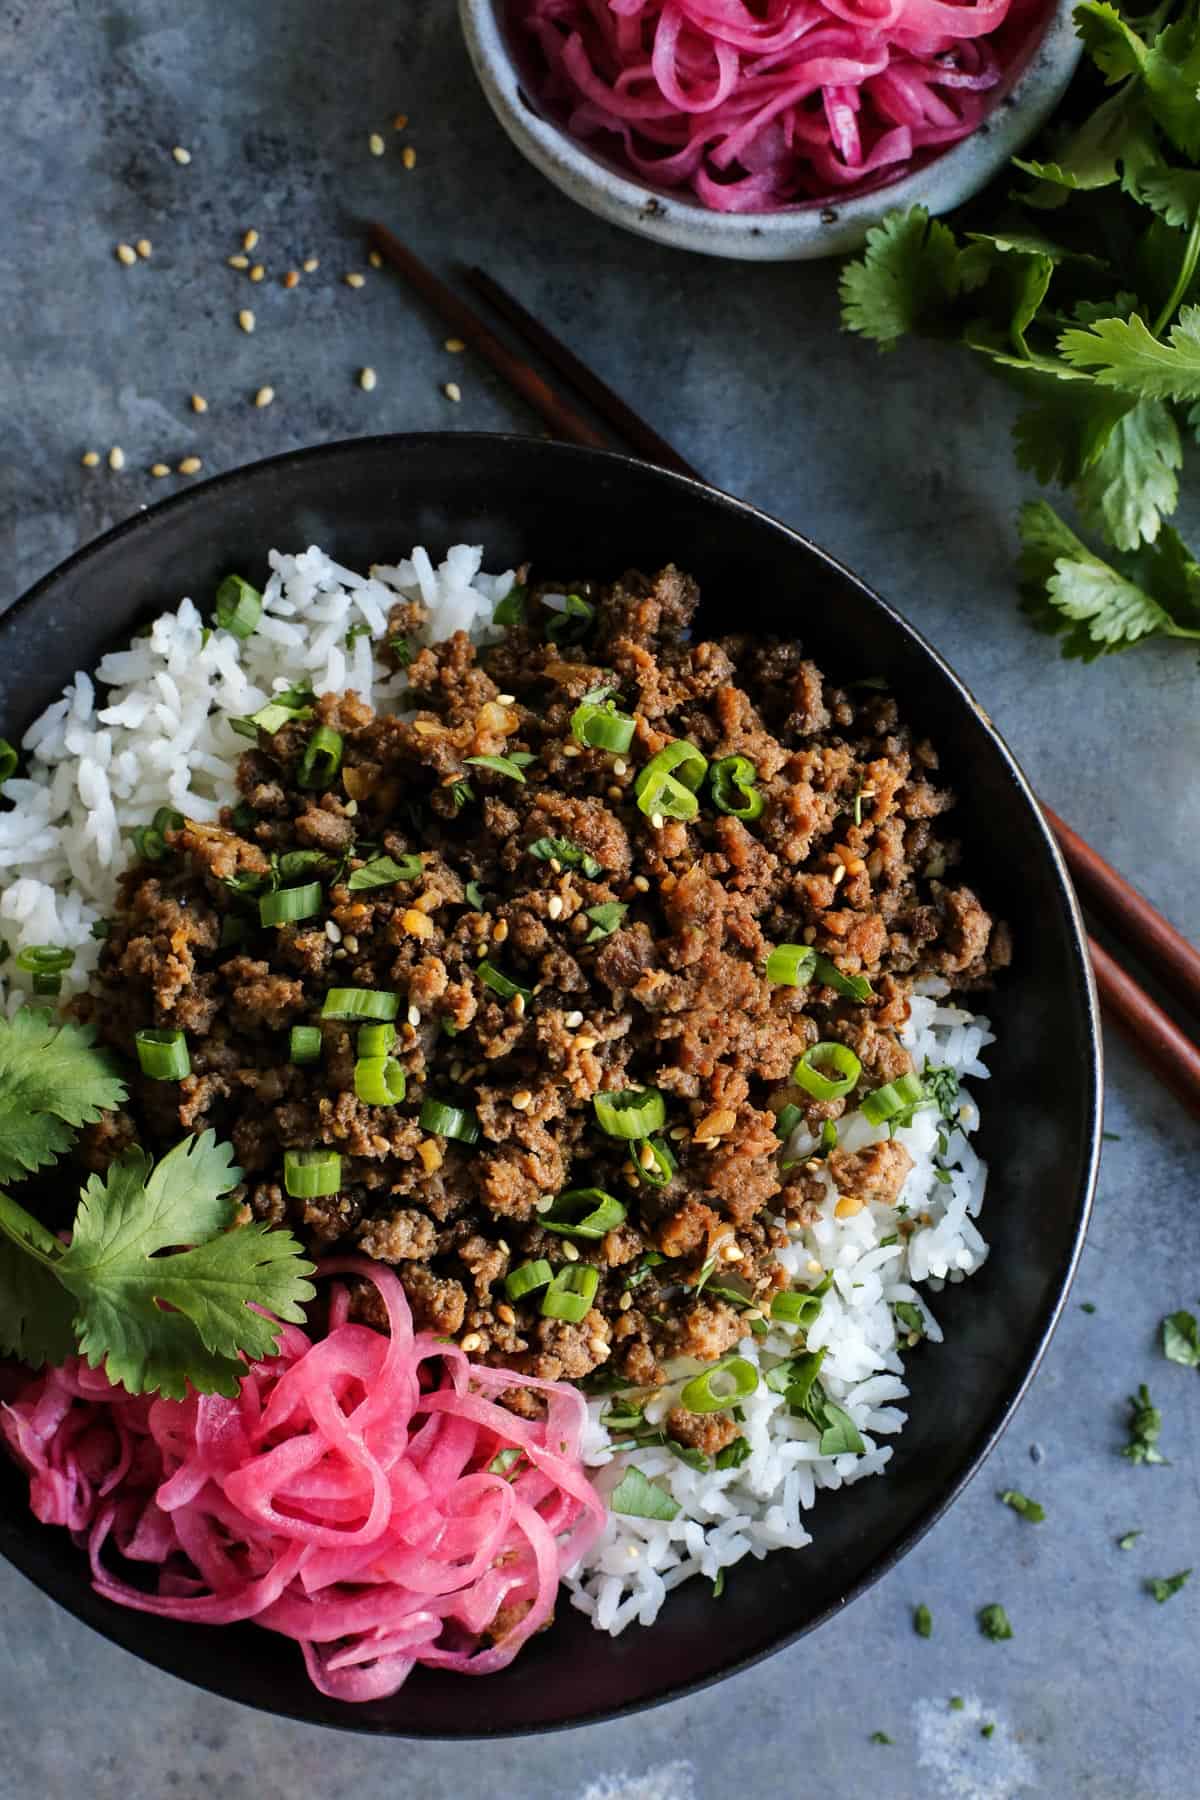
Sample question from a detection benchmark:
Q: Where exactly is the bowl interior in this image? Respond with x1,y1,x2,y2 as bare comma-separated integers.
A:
0,434,1099,1735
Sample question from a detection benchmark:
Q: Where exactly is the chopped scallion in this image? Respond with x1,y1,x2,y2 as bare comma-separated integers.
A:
571,699,635,754
283,1148,341,1198
680,1354,759,1414
298,725,343,789
505,1258,553,1302
135,1028,190,1081
419,1098,480,1144
813,953,874,1003
0,739,17,784
861,1072,927,1127
593,1086,666,1139
259,882,323,928
358,1022,395,1057
354,1056,407,1105
765,944,816,987
540,1262,599,1323
634,740,707,823
477,961,532,1004
289,1025,322,1065
214,573,262,639
792,1041,861,1101
710,754,764,821
320,987,399,1023
540,1188,627,1240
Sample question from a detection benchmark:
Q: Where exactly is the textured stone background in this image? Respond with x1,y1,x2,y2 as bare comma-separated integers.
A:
1,2,1198,1795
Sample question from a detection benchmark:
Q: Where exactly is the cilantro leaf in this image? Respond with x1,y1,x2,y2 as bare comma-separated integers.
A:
1013,87,1151,205
585,901,628,944
1073,1,1147,86
0,1195,76,1368
1018,501,1200,657
1013,381,1135,489
58,1134,316,1398
1075,397,1182,550
999,1488,1046,1523
1137,167,1200,229
1162,1308,1200,1366
1117,1529,1142,1549
1059,305,1200,401
1122,1381,1167,1464
0,1009,127,1183
839,208,964,351
914,1602,933,1638
1143,16,1200,160
978,1603,1014,1641
1145,1568,1192,1603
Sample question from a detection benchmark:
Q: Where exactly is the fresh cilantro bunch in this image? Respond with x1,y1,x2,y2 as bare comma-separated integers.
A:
839,0,1200,660
0,1007,315,1397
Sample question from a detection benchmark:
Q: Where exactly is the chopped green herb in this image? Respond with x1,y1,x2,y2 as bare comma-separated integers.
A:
1102,1131,1122,1142
978,1603,1013,1642
914,1602,932,1638
1162,1308,1200,1367
585,901,627,943
609,1465,680,1522
893,1300,925,1340
465,754,528,784
949,1697,965,1712
1000,1489,1046,1523
464,880,484,910
89,919,110,942
1146,1569,1191,1603
869,1732,893,1746
980,1724,996,1741
527,836,603,880
348,854,423,891
448,779,474,814
1123,1383,1167,1465
712,1568,725,1599
543,591,593,644
487,1447,525,1480
622,1251,665,1292
492,585,526,629
1117,1530,1142,1551
715,1435,751,1470
344,621,372,647
388,635,413,668
1080,1302,1097,1314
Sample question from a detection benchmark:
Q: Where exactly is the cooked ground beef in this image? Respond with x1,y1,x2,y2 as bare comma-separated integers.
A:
74,564,1008,1389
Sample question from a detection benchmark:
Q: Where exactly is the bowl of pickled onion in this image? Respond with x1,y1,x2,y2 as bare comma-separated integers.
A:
459,0,1079,258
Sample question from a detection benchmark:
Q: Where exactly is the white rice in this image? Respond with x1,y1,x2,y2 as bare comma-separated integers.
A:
0,542,995,1637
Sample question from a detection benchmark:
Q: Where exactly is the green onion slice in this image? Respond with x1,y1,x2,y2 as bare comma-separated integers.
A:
298,725,343,790
465,754,527,784
543,591,593,644
593,1087,666,1139
814,953,874,1003
861,1072,926,1127
133,825,167,862
153,806,184,837
638,1137,677,1188
540,1263,599,1323
90,919,111,941
320,987,399,1022
358,1022,395,1057
259,882,323,928
477,961,532,1004
504,1258,553,1302
289,1025,322,1065
419,1098,480,1144
354,1056,407,1105
493,584,526,629
215,574,263,639
634,740,708,823
765,944,817,987
792,1042,862,1102
610,1465,680,1521
571,699,635,754
770,1273,832,1328
32,972,62,997
348,854,423,890
229,690,314,739
283,1148,341,1198
774,1102,803,1141
15,945,75,975
680,1354,760,1414
710,754,764,821
135,1028,190,1081
0,739,17,784
540,1188,627,1239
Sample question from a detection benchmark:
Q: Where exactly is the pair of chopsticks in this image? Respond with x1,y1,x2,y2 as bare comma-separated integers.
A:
367,220,1200,1120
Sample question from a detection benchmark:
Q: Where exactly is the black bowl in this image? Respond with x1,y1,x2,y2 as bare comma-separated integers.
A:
0,433,1100,1736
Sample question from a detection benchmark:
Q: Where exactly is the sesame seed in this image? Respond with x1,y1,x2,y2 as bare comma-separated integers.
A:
668,1125,687,1142
511,993,526,1018
116,242,137,265
575,1035,597,1052
344,271,365,289
325,920,342,943
548,858,562,874
496,692,516,706
443,381,462,403
191,393,208,413
402,146,417,170
342,934,359,955
547,895,563,921
589,1336,610,1360
343,799,358,817
108,446,125,471
302,255,320,273
171,145,191,165
535,1196,554,1214
497,1303,516,1327
619,1291,633,1312
445,337,465,353
633,875,650,893
650,811,664,830
460,1332,483,1353
238,308,255,333
81,450,100,468
177,456,202,476
252,386,274,408
227,254,250,269
832,864,846,885
249,263,265,283
638,1142,656,1170
564,1010,583,1029
369,249,383,269
369,132,385,156
358,366,377,392
722,1243,744,1262
407,1003,421,1027
492,919,509,943
135,238,152,260
512,1090,532,1111
807,1258,823,1274
149,462,170,478
613,759,627,776
242,228,259,252
393,112,409,130
561,743,580,758
283,269,300,288
562,1241,580,1262
605,784,620,802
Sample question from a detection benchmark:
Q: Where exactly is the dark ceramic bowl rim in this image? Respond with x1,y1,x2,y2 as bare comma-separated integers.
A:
0,433,1102,1736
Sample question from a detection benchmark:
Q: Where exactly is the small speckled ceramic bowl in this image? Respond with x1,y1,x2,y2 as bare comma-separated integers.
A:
460,0,1080,260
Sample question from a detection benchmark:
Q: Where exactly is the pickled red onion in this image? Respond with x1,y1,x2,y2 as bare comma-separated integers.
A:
1,1260,603,1703
507,0,1050,209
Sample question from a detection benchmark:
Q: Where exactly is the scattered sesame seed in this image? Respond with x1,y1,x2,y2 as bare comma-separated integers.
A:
227,254,250,269
619,1291,633,1312
402,146,417,170
548,858,563,874
650,811,664,830
253,385,275,408
564,1010,584,1029
115,242,137,266
242,228,259,252
344,799,358,817
405,1003,420,1028
283,269,300,289
149,462,170,478
358,366,377,391
171,145,191,165
237,308,255,333
512,1090,532,1111
562,1241,580,1262
443,381,462,403
344,271,365,289
492,919,509,943
633,875,650,893
832,864,846,885
325,920,342,943
393,112,409,130
135,238,152,259
445,337,466,354
561,743,580,758
668,1125,687,1141
574,1035,597,1052
496,693,516,706
80,450,102,469
607,784,623,803
369,132,385,156
807,1258,823,1274
342,934,359,955
535,1196,554,1214
722,1243,744,1262
177,456,202,476
302,255,320,273
189,393,208,415
511,993,526,1018
496,1303,516,1327
589,1336,610,1360
547,896,564,921
249,263,265,283
613,759,628,777
108,446,125,471
369,248,383,269
638,1142,656,1170
460,1332,483,1354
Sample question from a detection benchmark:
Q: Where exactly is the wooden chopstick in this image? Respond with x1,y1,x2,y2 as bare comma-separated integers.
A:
369,221,1200,1111
367,224,612,454
1043,805,1200,1025
463,267,704,483
1088,937,1200,1118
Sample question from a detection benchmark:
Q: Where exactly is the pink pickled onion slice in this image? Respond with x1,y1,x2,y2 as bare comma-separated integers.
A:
1,1259,604,1704
507,0,1052,209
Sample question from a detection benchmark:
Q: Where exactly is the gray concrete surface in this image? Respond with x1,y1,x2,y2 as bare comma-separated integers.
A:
1,3,1198,1795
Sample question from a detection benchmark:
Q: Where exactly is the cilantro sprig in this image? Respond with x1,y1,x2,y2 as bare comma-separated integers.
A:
0,1007,315,1396
839,1,1200,661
